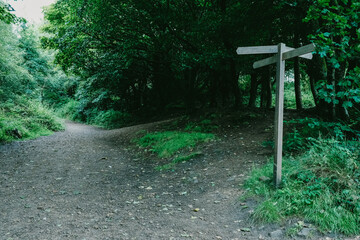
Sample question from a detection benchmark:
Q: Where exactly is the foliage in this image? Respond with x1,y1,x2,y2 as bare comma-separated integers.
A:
87,109,133,129
284,81,315,109
304,0,360,118
244,138,360,235
136,131,214,158
0,22,34,101
0,96,64,142
0,10,68,142
0,1,20,24
283,117,360,153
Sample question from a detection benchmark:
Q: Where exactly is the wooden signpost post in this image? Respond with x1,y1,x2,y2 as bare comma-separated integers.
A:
236,43,315,187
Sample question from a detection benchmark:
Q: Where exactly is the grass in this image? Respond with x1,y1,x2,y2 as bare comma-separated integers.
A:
133,114,218,170
136,131,214,158
0,97,64,142
244,138,360,235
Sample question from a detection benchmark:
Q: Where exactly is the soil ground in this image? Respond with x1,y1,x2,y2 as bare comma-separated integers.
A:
0,114,358,239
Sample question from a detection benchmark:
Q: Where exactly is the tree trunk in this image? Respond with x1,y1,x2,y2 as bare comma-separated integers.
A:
265,66,272,109
209,69,219,108
229,58,241,108
185,67,196,113
305,55,327,116
260,67,271,109
293,33,303,111
309,75,318,107
326,63,336,120
249,73,258,108
294,57,303,110
335,61,350,120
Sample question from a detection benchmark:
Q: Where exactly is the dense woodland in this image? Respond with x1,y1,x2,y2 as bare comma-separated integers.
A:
1,0,359,126
39,0,360,121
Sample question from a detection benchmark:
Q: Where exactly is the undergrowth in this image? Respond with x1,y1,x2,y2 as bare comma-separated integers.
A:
57,99,133,129
276,117,360,154
244,138,360,235
0,97,64,142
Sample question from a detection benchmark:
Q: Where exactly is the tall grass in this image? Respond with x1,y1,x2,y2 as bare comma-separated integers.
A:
244,138,360,235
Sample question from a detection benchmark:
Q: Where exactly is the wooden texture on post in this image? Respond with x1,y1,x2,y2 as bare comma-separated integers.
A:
283,43,315,61
236,45,278,55
253,44,314,69
236,42,315,187
285,46,313,59
274,43,286,187
253,55,277,69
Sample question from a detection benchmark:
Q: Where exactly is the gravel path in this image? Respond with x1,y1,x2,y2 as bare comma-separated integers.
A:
0,119,339,239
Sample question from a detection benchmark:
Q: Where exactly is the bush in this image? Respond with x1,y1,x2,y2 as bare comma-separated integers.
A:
89,109,133,129
283,118,360,153
57,99,133,129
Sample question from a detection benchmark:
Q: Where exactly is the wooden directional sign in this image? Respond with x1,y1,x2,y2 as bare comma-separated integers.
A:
236,43,315,187
236,45,278,55
253,44,315,69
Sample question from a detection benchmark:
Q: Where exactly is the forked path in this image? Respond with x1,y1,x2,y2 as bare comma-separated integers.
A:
1,120,280,239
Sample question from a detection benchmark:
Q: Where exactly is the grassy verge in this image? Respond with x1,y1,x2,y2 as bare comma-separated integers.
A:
244,138,360,235
0,97,64,142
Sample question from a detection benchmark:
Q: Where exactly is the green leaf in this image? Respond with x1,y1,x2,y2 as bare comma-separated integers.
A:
342,101,353,108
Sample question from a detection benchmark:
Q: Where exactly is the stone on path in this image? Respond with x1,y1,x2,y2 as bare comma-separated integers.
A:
269,229,283,238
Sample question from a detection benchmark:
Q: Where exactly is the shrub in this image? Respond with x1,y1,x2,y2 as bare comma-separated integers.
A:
283,118,360,153
89,109,132,129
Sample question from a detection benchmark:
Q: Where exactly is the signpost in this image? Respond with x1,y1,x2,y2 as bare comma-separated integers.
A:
236,43,315,187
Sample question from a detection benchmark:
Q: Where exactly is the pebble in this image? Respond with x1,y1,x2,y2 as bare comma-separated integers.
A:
269,229,283,238
297,227,312,237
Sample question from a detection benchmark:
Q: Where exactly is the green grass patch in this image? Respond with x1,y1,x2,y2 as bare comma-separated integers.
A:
0,97,64,142
136,131,214,158
244,138,360,235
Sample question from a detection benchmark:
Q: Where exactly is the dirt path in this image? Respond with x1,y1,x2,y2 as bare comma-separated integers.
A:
0,119,316,239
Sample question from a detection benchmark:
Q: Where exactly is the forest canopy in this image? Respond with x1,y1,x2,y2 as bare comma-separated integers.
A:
39,0,360,123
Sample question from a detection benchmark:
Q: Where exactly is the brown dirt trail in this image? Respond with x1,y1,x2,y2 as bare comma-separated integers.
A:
0,119,330,239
